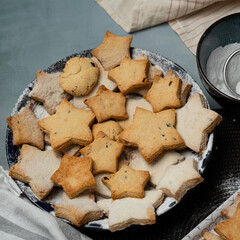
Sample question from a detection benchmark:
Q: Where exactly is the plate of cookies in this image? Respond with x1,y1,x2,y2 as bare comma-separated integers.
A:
6,31,222,232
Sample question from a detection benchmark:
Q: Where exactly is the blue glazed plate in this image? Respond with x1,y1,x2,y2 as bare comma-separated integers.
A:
6,48,213,230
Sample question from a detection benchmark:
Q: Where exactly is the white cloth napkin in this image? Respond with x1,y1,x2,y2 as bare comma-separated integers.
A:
96,0,240,54
0,166,91,240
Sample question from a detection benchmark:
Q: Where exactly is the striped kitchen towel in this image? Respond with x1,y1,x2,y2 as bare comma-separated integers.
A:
96,0,240,54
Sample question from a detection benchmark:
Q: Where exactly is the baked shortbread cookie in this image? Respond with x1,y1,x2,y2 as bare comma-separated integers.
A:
44,134,51,145
29,71,71,114
55,192,103,227
51,155,96,199
38,99,95,152
9,144,61,199
221,193,240,219
176,93,222,153
6,106,44,150
124,148,184,186
102,165,150,199
215,203,240,240
118,95,152,129
91,31,133,71
84,85,128,123
73,63,117,109
144,75,182,112
60,57,99,97
118,107,185,162
80,132,124,174
97,190,164,232
108,57,150,95
203,232,222,240
62,144,82,157
157,158,203,201
164,70,192,105
94,173,111,198
92,120,123,141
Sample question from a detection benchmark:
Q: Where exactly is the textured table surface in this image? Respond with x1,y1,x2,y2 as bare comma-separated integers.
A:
0,1,227,239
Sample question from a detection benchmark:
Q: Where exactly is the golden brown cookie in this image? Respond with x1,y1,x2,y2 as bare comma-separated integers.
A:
102,165,150,199
157,158,203,201
80,132,124,175
91,31,133,71
29,71,71,114
84,85,128,123
55,192,103,227
51,155,96,199
9,144,61,199
203,232,222,240
118,107,185,162
6,105,44,150
38,99,95,152
144,75,182,112
215,203,240,240
60,57,99,96
92,120,123,141
176,93,222,153
108,57,150,95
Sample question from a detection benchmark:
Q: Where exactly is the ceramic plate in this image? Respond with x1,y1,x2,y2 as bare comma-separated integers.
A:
6,48,213,230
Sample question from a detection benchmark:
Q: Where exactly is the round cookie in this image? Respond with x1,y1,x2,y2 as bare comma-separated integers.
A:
60,57,99,96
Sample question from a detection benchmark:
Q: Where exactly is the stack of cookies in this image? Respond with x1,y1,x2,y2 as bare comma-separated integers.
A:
7,31,222,232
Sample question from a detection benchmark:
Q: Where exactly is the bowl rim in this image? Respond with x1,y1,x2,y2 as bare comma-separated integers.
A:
196,12,240,103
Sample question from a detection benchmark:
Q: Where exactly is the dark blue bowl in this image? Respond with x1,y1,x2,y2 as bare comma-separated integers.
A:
196,13,240,105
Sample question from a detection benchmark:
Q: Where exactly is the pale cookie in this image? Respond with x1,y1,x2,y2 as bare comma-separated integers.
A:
92,120,123,141
55,192,103,227
80,132,124,174
62,144,82,157
84,85,128,123
51,155,96,199
157,158,203,201
203,232,222,240
118,95,152,129
221,193,240,219
108,57,149,95
91,31,133,71
60,57,99,96
144,75,182,112
6,105,44,150
164,70,192,106
102,164,150,199
9,144,61,199
215,203,240,240
29,71,71,114
118,107,185,162
94,173,111,198
38,99,95,152
124,147,184,186
73,66,117,109
176,93,222,153
97,190,164,232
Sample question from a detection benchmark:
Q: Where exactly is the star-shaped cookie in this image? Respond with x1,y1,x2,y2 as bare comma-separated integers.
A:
144,75,182,112
221,193,240,219
118,107,185,162
157,158,203,201
176,93,222,153
29,71,71,114
38,99,95,152
215,202,240,240
203,232,222,240
97,190,164,232
55,192,103,227
108,57,150,95
91,31,133,71
51,155,96,198
102,165,150,199
84,85,128,123
6,105,44,149
9,144,61,199
80,132,124,175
